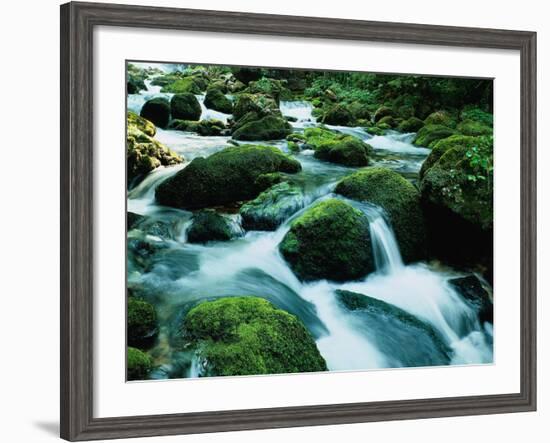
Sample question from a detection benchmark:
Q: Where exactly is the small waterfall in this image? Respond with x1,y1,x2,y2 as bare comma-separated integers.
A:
369,215,404,274
280,101,317,129
195,94,231,124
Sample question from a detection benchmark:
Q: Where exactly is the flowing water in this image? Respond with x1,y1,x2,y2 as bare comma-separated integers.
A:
128,99,493,379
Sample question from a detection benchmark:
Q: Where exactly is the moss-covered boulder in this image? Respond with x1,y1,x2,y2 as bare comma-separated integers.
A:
419,135,481,179
204,88,233,114
320,104,355,126
424,110,457,128
413,124,456,148
240,182,305,231
187,210,234,243
127,298,158,348
246,78,292,103
348,101,372,121
335,168,426,262
373,106,396,123
156,145,301,209
231,67,263,84
128,111,156,137
184,297,327,376
456,119,492,136
279,199,373,281
232,94,279,121
365,126,385,136
300,127,373,167
140,97,171,128
127,112,183,185
377,115,398,128
168,118,226,136
397,116,425,133
460,108,493,127
170,93,201,121
420,139,493,275
154,74,203,94
127,347,153,381
232,114,291,141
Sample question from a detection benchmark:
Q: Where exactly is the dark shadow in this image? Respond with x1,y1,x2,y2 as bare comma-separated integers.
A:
33,421,59,437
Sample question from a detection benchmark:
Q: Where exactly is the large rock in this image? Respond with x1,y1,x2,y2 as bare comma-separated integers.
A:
140,97,171,128
448,275,493,324
204,88,233,114
187,210,234,243
240,182,305,231
171,93,201,121
168,118,226,136
127,112,183,185
127,298,158,348
335,168,426,262
127,347,153,381
232,114,291,141
335,290,450,366
419,135,481,179
299,127,372,167
420,140,493,277
321,104,355,126
424,110,457,128
373,106,396,123
155,145,301,209
397,116,425,133
456,119,493,136
184,297,327,376
279,199,373,281
413,124,456,148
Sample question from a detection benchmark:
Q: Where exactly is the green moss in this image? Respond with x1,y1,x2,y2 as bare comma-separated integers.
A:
171,93,201,121
460,107,493,127
128,298,158,347
335,168,426,262
321,104,355,126
240,182,304,231
348,101,371,120
140,97,171,128
127,113,183,185
246,78,292,102
155,145,301,209
184,297,327,376
300,127,372,166
420,134,481,178
187,210,233,243
232,114,291,141
424,111,457,128
397,116,424,133
279,199,373,281
127,347,153,380
413,124,456,148
365,126,385,136
168,119,226,136
160,76,202,94
128,111,156,137
373,106,395,123
204,88,233,113
456,119,493,136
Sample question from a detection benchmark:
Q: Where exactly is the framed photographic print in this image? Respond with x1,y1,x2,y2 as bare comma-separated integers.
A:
60,1,537,441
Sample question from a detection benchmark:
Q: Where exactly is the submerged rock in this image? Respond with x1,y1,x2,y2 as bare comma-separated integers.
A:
448,275,493,324
155,145,301,209
335,168,426,263
335,290,451,366
279,199,373,282
183,297,327,376
127,347,153,381
127,298,158,348
187,210,235,243
170,93,201,121
240,182,305,231
140,97,171,128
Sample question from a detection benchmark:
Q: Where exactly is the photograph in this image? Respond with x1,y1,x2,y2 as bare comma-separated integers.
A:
126,61,494,381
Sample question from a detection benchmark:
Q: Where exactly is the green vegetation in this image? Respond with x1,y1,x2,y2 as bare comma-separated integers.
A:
155,145,301,209
232,114,291,141
280,199,373,281
335,168,426,262
413,124,456,148
127,347,153,380
127,298,158,347
204,87,233,113
168,118,226,136
184,297,327,376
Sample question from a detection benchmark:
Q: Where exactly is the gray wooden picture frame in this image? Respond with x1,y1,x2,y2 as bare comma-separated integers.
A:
60,1,537,441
